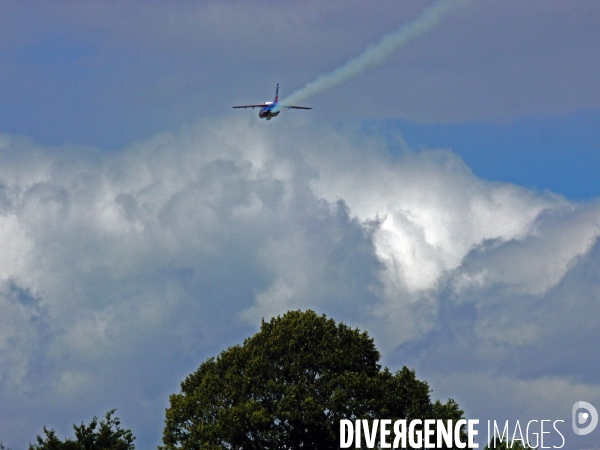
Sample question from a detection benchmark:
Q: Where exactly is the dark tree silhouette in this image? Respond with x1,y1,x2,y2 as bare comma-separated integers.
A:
161,310,465,450
29,409,135,450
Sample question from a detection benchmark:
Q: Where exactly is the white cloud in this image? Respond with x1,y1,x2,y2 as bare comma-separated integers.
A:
0,120,598,448
310,147,561,292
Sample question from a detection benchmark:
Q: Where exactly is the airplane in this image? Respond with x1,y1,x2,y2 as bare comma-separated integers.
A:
233,84,311,120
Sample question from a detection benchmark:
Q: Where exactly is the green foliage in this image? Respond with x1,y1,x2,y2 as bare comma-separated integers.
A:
161,310,465,450
28,410,135,450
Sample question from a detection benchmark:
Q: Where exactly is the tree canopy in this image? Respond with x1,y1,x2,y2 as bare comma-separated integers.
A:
161,310,465,449
28,410,135,450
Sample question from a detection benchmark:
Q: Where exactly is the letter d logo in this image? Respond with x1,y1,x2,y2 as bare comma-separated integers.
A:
572,401,598,436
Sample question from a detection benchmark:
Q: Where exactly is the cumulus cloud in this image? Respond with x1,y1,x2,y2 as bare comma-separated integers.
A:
0,119,598,448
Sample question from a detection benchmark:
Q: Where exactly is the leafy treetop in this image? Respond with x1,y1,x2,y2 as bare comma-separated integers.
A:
161,309,465,450
28,409,135,450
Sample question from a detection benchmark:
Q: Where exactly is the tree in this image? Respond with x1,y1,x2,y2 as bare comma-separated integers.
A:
161,310,465,449
29,410,135,450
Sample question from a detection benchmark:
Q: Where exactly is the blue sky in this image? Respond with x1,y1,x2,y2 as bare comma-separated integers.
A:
1,1,600,449
380,110,600,199
1,1,598,199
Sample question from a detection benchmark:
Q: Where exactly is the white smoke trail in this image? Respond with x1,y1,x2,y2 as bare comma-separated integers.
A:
281,0,463,106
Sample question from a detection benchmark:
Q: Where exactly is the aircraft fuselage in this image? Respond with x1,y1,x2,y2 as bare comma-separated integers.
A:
259,102,280,120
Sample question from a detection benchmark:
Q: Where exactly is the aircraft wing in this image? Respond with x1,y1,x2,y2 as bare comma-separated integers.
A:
232,104,266,109
279,105,312,110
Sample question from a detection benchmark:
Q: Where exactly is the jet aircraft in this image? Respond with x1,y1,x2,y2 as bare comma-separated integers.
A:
233,84,311,120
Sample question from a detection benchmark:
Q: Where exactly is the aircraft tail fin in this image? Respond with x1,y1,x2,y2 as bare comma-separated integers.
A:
275,83,279,103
